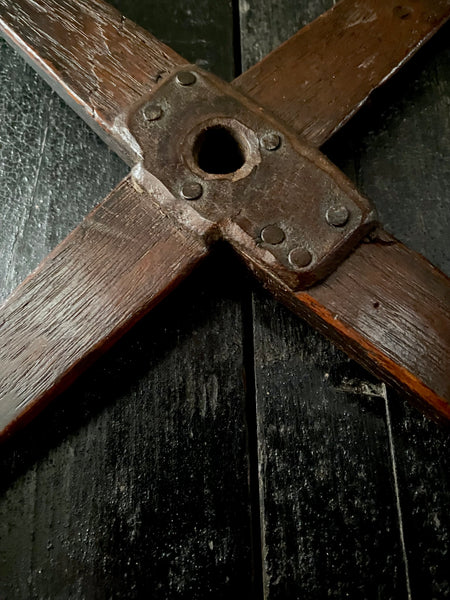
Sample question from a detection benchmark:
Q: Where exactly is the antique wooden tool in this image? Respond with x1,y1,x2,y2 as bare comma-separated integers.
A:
1,0,450,597
0,0,449,440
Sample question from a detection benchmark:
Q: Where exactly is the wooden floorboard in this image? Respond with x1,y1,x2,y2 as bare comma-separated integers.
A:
0,2,256,597
241,1,402,596
326,24,450,597
241,0,450,598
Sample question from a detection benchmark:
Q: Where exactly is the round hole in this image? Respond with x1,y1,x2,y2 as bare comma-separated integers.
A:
193,125,246,175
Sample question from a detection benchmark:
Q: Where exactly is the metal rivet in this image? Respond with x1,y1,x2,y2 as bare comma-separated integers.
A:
176,71,197,86
326,205,349,227
261,224,285,245
289,247,312,269
181,181,203,200
260,132,281,151
143,104,163,121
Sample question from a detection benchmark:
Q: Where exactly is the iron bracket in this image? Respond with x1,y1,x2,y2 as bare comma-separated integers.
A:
127,67,377,290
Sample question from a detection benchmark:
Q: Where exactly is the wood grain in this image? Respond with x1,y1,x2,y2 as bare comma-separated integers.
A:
234,0,450,147
242,2,450,596
283,231,450,419
330,30,450,594
1,0,449,421
0,0,187,163
232,0,450,419
0,175,208,441
240,4,408,597
1,5,257,594
0,0,449,597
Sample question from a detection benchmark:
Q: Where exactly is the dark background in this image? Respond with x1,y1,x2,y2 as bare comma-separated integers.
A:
0,1,449,598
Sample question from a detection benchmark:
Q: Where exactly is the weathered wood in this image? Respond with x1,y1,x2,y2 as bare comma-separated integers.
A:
272,232,450,420
242,1,450,596
0,2,256,594
107,0,236,82
1,0,450,597
251,302,407,598
233,0,450,418
388,396,450,598
0,0,239,444
0,0,187,163
0,175,208,440
241,2,409,597
330,27,450,594
2,0,449,423
234,0,450,147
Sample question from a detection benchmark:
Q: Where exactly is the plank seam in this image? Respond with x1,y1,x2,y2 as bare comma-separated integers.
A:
383,383,413,600
232,0,243,77
242,290,264,597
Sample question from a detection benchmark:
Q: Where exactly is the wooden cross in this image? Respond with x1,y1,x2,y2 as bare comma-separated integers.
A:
1,0,449,596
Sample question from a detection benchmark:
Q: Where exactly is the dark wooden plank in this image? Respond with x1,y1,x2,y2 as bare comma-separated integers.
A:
252,308,406,598
239,0,450,597
325,26,450,596
237,0,331,73
0,175,209,441
0,1,256,596
388,398,450,599
0,0,187,163
234,0,450,147
240,2,407,597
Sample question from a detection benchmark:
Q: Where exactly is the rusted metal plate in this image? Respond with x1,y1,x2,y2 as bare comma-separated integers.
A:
128,67,376,289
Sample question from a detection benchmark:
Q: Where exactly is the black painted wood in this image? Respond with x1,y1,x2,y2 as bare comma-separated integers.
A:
0,2,256,598
329,26,450,597
241,7,405,597
240,1,450,598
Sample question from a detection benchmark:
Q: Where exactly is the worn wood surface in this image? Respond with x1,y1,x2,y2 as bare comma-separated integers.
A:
0,176,208,441
2,0,449,423
0,0,187,163
1,0,450,598
235,0,450,147
236,0,450,417
331,33,450,595
240,0,450,597
0,2,256,597
275,231,450,421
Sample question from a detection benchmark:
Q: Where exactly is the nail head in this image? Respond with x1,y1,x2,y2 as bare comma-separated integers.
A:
181,181,203,200
260,132,281,151
289,247,312,269
176,71,197,86
143,104,163,121
261,224,285,245
326,205,349,227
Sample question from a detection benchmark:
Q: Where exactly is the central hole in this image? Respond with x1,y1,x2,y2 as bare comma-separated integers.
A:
193,126,245,174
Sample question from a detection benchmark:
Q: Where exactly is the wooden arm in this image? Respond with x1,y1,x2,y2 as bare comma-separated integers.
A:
0,0,187,164
233,0,450,147
4,0,449,161
231,0,450,419
0,0,448,433
0,176,208,440
245,230,450,421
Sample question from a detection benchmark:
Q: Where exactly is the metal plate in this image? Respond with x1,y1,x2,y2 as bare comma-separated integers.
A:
127,67,376,289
